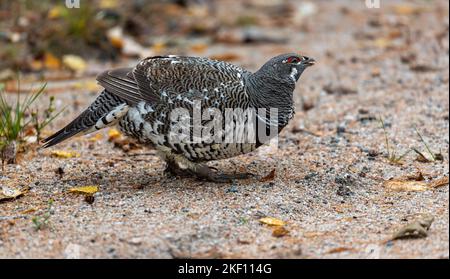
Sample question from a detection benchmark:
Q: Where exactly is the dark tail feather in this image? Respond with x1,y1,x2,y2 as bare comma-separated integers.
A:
41,111,91,148
42,90,127,148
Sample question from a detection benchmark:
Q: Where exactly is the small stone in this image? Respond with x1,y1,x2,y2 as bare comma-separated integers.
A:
226,185,238,193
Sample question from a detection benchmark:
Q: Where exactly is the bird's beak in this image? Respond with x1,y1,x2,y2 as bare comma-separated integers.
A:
302,56,316,67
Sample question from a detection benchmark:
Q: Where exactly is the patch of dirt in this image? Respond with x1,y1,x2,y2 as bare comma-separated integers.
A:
0,0,448,258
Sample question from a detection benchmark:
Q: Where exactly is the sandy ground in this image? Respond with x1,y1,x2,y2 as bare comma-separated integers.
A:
0,0,449,258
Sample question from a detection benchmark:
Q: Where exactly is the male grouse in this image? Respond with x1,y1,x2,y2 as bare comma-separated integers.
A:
42,53,315,182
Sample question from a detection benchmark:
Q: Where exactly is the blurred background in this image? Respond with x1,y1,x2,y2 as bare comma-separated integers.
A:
0,0,449,259
1,0,321,74
0,0,448,84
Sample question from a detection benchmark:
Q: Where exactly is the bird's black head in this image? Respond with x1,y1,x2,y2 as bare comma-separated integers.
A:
246,53,315,124
257,53,315,83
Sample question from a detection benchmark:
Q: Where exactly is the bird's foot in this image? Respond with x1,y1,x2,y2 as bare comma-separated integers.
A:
194,164,255,183
164,162,191,178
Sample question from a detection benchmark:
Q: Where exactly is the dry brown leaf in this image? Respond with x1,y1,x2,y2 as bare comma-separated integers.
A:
191,43,208,53
272,226,289,237
68,186,99,195
260,169,275,182
383,180,429,192
391,215,434,240
303,231,327,238
20,208,37,214
406,171,425,181
259,217,285,226
384,175,449,192
51,150,80,159
0,186,25,201
429,176,449,188
327,247,353,254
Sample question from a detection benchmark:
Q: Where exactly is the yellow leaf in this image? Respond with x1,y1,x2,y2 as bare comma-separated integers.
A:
47,6,67,19
51,150,80,159
73,80,100,92
152,42,166,54
68,186,99,195
0,186,25,201
383,180,429,192
44,53,61,70
100,0,118,9
108,128,122,141
62,55,87,73
109,36,124,49
374,38,391,49
259,217,285,226
89,133,104,142
393,4,423,15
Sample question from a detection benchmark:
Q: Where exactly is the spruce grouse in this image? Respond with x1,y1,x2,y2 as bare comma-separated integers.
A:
43,53,315,182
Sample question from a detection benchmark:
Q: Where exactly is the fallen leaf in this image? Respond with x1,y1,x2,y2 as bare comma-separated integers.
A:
68,186,99,195
405,171,425,181
383,180,429,192
0,186,25,201
89,133,104,142
107,27,154,58
272,226,289,237
47,6,68,19
259,217,285,227
191,43,208,53
303,231,327,238
373,37,392,49
73,80,100,92
383,175,449,192
327,247,353,254
100,0,118,9
20,208,37,214
260,169,275,182
44,52,61,70
62,55,87,73
429,176,449,188
108,128,122,141
152,42,166,54
51,150,80,159
391,215,434,240
393,4,423,15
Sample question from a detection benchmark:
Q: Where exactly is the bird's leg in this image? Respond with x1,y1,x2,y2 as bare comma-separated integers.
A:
161,149,254,182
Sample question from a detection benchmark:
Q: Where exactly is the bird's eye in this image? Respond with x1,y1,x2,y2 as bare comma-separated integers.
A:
285,56,301,64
